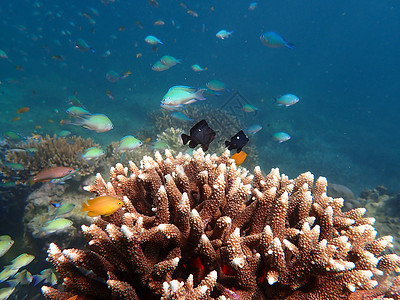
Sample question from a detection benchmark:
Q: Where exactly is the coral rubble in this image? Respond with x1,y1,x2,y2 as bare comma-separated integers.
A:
42,149,400,299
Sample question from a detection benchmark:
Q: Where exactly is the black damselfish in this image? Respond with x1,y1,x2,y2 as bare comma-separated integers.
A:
181,120,216,151
225,130,249,153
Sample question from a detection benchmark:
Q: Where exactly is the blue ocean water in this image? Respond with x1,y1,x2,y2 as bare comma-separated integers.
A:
0,0,399,298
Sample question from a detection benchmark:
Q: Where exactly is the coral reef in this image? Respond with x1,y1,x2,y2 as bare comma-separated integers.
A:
42,149,400,299
1,135,104,183
354,186,400,252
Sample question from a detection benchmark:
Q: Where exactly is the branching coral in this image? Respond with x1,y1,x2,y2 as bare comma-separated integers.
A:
1,135,103,182
42,149,400,299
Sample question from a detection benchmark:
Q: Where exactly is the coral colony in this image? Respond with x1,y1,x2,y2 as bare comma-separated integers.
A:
42,149,400,299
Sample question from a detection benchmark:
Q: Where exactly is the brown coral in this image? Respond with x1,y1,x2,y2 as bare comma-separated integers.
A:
1,135,103,183
42,149,400,299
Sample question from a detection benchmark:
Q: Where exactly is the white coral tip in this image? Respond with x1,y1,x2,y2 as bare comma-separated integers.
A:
267,274,277,285
232,257,245,268
347,283,356,292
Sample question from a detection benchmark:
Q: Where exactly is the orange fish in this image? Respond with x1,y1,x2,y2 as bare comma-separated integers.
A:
144,137,151,143
33,166,75,183
136,53,142,58
17,107,30,114
67,296,78,300
231,151,247,166
82,196,123,217
12,116,21,122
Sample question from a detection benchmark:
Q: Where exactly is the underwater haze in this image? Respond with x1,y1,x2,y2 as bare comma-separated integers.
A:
0,0,400,298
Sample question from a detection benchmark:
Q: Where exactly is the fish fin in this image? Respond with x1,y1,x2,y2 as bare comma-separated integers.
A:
201,144,209,151
86,198,100,205
188,140,198,149
87,211,99,217
120,152,126,162
6,279,19,288
32,275,44,286
225,140,230,147
181,134,191,145
285,43,295,49
194,89,206,100
237,148,242,153
81,202,89,212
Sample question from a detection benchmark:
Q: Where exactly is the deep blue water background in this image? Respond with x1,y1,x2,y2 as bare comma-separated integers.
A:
1,0,399,203
0,0,400,297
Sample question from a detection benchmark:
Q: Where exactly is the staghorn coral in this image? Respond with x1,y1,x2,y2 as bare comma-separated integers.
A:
1,135,103,182
42,149,400,299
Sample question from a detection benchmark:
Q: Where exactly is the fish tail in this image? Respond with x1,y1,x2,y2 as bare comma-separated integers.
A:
69,116,85,127
225,140,230,147
195,89,206,100
32,275,44,286
285,43,295,49
181,134,191,145
81,202,89,212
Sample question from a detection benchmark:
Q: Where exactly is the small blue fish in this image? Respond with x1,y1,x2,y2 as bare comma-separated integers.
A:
244,124,262,134
260,32,294,49
248,2,258,10
74,38,95,52
242,104,259,113
171,112,193,122
272,132,291,143
275,94,300,107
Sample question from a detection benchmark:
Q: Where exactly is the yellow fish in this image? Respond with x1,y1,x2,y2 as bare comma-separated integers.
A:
231,151,247,166
82,196,123,217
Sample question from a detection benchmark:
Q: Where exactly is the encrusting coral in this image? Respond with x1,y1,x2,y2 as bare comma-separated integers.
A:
42,149,400,299
1,135,103,183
